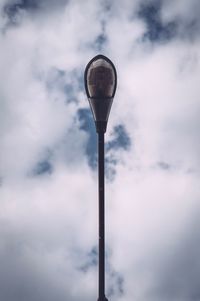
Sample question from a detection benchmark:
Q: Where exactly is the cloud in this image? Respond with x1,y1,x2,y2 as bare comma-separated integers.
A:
0,0,200,301
160,0,200,40
137,0,177,43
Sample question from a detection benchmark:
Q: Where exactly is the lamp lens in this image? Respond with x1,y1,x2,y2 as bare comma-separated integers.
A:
87,59,115,98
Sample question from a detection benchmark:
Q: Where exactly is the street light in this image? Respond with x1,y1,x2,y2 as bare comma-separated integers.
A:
84,54,117,301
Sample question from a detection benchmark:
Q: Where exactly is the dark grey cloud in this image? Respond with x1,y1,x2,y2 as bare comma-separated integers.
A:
157,161,171,170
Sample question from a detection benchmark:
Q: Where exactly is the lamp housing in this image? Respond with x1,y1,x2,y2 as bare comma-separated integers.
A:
84,54,117,133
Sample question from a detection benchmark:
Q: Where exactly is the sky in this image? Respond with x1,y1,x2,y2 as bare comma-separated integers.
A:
0,0,200,300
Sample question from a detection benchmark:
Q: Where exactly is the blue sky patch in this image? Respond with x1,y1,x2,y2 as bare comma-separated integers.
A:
105,124,131,180
107,270,124,298
138,1,177,42
32,160,53,176
95,32,107,52
3,0,38,25
3,0,69,27
79,246,98,273
106,125,131,152
79,245,124,298
77,108,97,170
78,108,131,180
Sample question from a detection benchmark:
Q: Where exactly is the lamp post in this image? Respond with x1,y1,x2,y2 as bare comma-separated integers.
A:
84,54,117,301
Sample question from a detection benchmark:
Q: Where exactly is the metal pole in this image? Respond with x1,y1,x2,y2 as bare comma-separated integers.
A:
98,131,107,301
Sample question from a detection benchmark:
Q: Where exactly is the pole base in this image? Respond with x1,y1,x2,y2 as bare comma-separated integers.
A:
97,297,108,301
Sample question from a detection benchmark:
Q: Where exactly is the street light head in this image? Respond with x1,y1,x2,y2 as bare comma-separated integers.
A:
84,54,117,133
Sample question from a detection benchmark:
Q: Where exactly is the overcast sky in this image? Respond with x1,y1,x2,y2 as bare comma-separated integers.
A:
0,0,200,301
